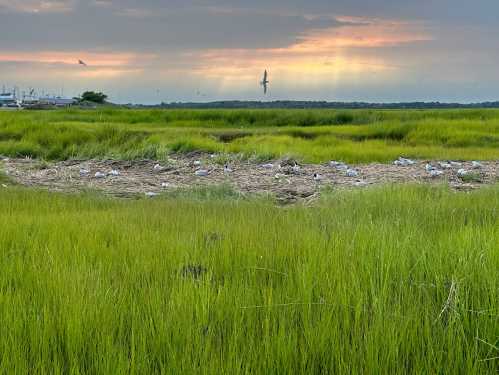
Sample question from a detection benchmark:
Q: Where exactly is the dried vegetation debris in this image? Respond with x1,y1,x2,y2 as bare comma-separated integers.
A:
2,155,497,201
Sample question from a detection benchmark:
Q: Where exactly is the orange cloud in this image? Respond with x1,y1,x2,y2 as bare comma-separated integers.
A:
190,17,427,86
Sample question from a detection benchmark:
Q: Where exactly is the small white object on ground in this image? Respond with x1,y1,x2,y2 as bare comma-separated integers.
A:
161,182,169,188
195,169,209,177
108,169,120,176
346,169,359,177
450,161,462,167
262,163,274,169
274,173,286,179
457,169,468,177
472,161,482,169
425,163,436,172
353,181,367,187
394,157,415,166
224,164,233,173
210,154,216,159
145,192,158,198
153,164,162,171
313,173,322,181
193,160,202,166
94,172,106,179
79,169,90,176
292,164,301,173
429,170,444,177
1,184,7,188
438,162,452,169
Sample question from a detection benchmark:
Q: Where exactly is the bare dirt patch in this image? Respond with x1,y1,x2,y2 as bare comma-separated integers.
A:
1,155,497,202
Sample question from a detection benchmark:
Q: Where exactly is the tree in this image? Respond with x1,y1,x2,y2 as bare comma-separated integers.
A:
80,91,108,104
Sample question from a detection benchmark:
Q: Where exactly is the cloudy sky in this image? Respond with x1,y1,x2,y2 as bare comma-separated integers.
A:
0,0,498,103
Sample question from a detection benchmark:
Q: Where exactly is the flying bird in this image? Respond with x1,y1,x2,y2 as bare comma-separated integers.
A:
78,59,87,66
261,70,269,94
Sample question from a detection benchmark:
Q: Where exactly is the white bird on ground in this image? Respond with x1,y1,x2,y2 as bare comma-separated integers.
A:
438,162,452,169
425,163,436,172
457,169,468,177
145,192,158,198
262,163,274,169
79,168,90,176
472,161,483,169
346,169,359,177
94,172,106,179
336,163,348,171
292,164,301,173
429,170,444,178
153,163,163,171
223,164,233,173
108,169,120,176
161,182,169,188
193,160,202,167
394,157,415,166
313,173,323,182
195,169,209,177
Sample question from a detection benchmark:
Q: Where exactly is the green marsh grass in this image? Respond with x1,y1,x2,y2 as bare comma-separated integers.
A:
0,108,498,163
0,185,498,373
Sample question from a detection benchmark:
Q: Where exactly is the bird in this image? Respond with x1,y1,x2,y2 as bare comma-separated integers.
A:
145,192,158,198
438,162,452,169
78,59,87,66
153,164,163,172
313,173,322,182
471,161,483,169
79,168,90,176
94,172,106,179
429,170,443,178
195,170,209,177
260,70,269,94
223,164,233,173
161,182,169,188
108,169,120,176
425,163,436,172
292,163,301,173
346,169,359,177
394,157,415,166
193,160,202,167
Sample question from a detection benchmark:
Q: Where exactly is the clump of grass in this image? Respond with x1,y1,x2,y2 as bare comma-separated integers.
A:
459,171,482,183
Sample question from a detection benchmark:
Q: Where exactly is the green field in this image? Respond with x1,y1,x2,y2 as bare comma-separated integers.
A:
0,185,498,373
0,108,498,163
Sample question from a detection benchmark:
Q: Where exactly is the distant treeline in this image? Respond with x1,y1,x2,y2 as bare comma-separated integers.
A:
132,100,499,109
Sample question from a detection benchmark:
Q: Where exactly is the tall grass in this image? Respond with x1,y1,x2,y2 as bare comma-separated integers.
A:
0,109,498,162
0,185,498,373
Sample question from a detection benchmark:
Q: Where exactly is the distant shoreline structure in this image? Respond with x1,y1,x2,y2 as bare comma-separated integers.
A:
133,100,499,110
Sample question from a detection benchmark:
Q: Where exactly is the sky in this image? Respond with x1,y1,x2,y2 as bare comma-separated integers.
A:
0,0,498,103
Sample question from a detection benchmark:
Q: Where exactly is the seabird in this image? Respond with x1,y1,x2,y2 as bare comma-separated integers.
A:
195,170,209,177
223,164,233,173
346,169,359,177
94,172,106,179
78,59,87,66
260,70,269,94
108,169,120,176
313,173,322,182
